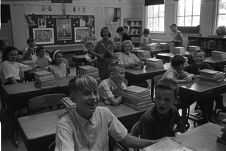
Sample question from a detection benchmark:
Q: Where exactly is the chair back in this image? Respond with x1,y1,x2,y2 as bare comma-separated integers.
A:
28,93,65,114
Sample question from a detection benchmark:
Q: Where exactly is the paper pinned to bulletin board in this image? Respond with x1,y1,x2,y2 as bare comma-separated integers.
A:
27,15,95,45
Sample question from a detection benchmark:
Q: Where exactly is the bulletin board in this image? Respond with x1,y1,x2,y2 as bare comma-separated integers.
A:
27,15,95,45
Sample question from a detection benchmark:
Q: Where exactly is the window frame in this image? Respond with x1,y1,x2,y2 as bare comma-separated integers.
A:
217,0,226,27
145,4,165,33
176,0,201,27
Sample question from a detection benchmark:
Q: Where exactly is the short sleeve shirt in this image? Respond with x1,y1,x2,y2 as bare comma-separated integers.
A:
55,106,128,151
117,52,140,66
50,63,67,79
162,66,190,80
98,78,127,100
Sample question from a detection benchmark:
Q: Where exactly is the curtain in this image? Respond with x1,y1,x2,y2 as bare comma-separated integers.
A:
145,0,164,6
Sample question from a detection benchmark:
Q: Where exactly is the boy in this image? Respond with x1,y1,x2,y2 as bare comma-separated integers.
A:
162,55,195,83
170,24,183,47
23,38,36,61
116,26,131,42
98,64,126,106
55,75,163,151
184,50,226,122
138,78,185,140
83,41,97,66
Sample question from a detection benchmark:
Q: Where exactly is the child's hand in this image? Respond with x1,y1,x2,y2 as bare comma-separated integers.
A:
186,74,195,83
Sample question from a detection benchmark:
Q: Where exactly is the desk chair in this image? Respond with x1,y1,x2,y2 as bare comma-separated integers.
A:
28,93,65,114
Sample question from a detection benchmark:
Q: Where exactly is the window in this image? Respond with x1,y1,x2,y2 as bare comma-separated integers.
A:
217,0,226,27
177,0,201,26
146,4,165,32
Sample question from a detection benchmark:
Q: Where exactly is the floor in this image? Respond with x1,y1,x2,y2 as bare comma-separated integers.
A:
1,68,226,151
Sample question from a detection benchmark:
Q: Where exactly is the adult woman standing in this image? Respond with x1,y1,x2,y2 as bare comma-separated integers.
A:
91,27,114,80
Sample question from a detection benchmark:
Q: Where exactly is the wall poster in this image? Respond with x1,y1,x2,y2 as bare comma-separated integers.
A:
56,19,72,40
33,28,54,44
74,27,88,42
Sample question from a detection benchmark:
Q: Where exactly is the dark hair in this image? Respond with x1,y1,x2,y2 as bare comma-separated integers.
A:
100,27,111,38
155,78,179,99
170,24,177,28
51,49,62,64
143,28,150,35
171,55,186,68
36,45,45,53
27,38,35,44
0,40,6,48
2,46,18,61
116,26,125,33
123,25,129,30
108,63,124,73
68,75,98,94
114,37,120,42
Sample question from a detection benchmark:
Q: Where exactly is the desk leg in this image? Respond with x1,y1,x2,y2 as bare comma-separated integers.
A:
182,107,189,130
151,78,154,100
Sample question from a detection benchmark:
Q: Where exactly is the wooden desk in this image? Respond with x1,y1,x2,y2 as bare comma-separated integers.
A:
71,55,87,74
204,57,226,70
18,103,145,151
176,123,225,151
179,79,226,128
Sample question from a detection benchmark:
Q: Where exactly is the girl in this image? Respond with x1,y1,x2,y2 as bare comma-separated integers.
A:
91,26,114,80
140,28,152,50
49,49,68,79
35,45,51,69
1,46,32,84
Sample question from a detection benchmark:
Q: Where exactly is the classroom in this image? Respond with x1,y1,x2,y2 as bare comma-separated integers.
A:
0,0,226,151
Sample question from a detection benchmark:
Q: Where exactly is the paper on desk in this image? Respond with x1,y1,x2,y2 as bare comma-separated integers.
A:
143,138,195,151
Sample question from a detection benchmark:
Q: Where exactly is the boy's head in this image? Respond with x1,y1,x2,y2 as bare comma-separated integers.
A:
193,49,205,64
84,41,95,51
36,45,45,57
171,55,186,73
143,28,150,36
170,24,177,32
154,78,178,115
68,75,99,119
108,64,125,84
3,46,18,62
116,26,125,36
27,38,35,48
123,25,129,33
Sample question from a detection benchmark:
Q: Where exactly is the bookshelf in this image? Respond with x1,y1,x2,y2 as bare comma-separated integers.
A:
188,35,226,56
124,18,143,47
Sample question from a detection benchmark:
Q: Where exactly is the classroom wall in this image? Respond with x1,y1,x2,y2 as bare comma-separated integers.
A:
2,0,144,50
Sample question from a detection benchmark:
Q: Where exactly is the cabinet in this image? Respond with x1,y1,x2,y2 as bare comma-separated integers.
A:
124,18,143,47
188,35,226,56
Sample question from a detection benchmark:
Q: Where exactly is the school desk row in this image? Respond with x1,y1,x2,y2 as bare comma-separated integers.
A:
18,109,225,151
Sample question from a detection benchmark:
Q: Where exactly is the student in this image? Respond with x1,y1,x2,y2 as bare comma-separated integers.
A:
123,25,130,35
23,38,36,61
98,64,126,106
34,45,51,69
162,55,195,83
116,26,131,42
140,28,152,50
184,50,226,122
83,41,97,66
55,75,163,151
49,49,68,79
136,78,185,140
113,37,122,53
81,25,97,44
91,26,114,80
118,40,144,69
1,46,32,84
170,24,183,47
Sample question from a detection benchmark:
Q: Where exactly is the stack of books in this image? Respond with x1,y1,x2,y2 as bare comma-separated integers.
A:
122,85,154,111
79,65,99,80
146,43,158,51
188,46,200,53
34,70,56,88
217,124,226,145
145,58,164,69
198,69,225,82
159,43,170,50
211,51,226,60
61,97,76,112
173,47,185,55
135,49,150,59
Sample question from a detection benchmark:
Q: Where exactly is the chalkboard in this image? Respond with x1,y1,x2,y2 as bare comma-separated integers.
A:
26,15,95,45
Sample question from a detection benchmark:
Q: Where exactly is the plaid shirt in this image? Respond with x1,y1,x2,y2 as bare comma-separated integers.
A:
171,30,182,43
117,52,140,66
98,78,127,101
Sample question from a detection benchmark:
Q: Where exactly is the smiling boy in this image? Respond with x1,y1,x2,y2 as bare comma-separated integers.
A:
55,75,163,151
138,78,185,140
